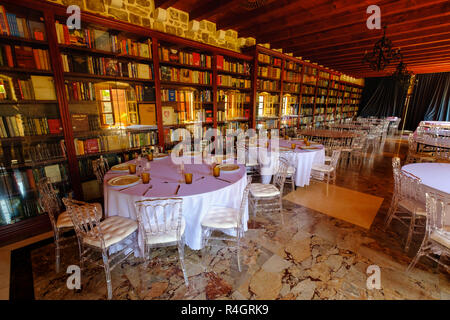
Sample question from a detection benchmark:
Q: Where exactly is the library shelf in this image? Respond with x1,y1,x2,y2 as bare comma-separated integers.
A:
64,72,155,83
0,67,52,75
58,44,153,63
217,69,251,77
159,60,212,71
160,81,212,88
217,85,252,91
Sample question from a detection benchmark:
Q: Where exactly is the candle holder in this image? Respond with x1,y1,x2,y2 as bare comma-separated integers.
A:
141,172,150,184
184,173,193,184
291,143,296,149
128,164,136,174
213,165,220,177
147,153,153,161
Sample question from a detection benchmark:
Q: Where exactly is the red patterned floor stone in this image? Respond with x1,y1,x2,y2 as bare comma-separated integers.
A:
205,272,232,299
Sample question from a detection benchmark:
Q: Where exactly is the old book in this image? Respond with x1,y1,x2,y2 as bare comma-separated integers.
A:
71,54,88,73
84,138,99,153
15,45,35,68
71,113,90,132
47,119,62,134
30,75,56,100
138,103,156,126
137,63,150,79
44,164,62,183
94,29,111,52
162,106,175,125
28,20,46,41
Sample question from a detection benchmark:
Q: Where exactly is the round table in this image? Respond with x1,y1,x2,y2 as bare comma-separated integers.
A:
103,156,247,252
257,138,325,187
402,163,450,195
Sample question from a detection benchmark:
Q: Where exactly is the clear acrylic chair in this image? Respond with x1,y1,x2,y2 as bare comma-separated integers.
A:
134,198,188,286
384,166,427,252
311,149,341,185
92,156,109,185
249,157,289,223
63,198,138,300
407,192,450,272
405,133,436,164
201,177,252,272
37,178,102,272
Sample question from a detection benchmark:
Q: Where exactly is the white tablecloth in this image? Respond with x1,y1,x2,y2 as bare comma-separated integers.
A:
257,140,325,187
104,158,248,252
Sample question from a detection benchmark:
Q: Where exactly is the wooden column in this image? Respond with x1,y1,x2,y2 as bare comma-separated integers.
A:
152,38,164,150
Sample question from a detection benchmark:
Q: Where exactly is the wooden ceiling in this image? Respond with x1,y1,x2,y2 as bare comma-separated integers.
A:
155,0,450,78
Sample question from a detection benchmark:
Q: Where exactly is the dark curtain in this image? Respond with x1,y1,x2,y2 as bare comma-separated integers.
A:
358,76,408,118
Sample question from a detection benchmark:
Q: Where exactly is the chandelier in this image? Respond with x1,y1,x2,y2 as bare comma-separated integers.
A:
363,25,402,71
391,53,414,89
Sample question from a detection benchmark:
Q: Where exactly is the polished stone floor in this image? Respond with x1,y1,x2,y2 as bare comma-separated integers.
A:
21,137,450,299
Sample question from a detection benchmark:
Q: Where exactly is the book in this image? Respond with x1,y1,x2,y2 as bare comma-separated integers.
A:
216,55,224,70
44,164,62,183
94,29,111,52
47,119,63,134
30,75,56,100
137,63,150,79
28,20,46,41
6,13,19,37
84,138,100,153
162,106,175,125
0,6,10,36
15,45,35,68
138,103,156,126
71,113,90,132
71,54,89,73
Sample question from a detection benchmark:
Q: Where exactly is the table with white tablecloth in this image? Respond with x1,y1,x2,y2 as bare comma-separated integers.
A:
104,157,247,254
402,163,450,225
257,139,325,187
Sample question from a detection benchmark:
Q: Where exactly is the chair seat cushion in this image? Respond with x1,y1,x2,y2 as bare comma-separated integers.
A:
57,203,102,229
201,207,239,229
398,199,426,216
311,164,334,173
287,166,295,175
145,218,186,245
430,230,450,248
83,216,138,248
324,156,331,162
250,183,280,197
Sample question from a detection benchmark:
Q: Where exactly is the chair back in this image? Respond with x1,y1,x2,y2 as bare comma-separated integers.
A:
237,177,252,232
92,156,109,184
37,177,62,232
399,170,423,204
330,149,342,168
425,192,450,239
63,197,104,247
134,198,184,245
273,157,289,193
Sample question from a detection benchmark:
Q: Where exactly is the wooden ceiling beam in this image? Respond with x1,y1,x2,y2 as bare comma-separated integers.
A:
216,0,320,30
154,0,179,9
189,0,242,21
249,0,449,43
274,15,450,51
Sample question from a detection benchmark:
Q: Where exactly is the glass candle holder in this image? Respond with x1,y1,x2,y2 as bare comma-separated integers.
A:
128,164,136,174
303,137,308,143
213,166,220,177
291,143,296,149
147,153,153,161
141,172,150,184
124,154,129,162
184,173,193,184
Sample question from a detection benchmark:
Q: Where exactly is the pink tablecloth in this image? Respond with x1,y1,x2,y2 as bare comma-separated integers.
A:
104,157,247,251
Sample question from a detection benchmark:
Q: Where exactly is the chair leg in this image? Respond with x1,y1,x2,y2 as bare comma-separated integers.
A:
101,249,113,300
178,237,189,286
405,213,416,252
201,227,209,272
279,197,284,225
54,229,61,273
236,236,241,272
406,244,426,273
384,197,397,229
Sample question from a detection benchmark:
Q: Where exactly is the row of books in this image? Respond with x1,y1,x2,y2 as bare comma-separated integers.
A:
217,75,251,89
301,107,314,116
160,88,212,103
217,90,251,103
217,109,249,122
302,86,315,95
317,79,329,88
0,76,56,101
217,121,249,134
0,140,65,166
159,46,211,68
257,79,278,91
216,55,251,75
301,96,315,104
0,6,46,40
65,80,95,101
0,114,62,138
258,66,281,79
319,71,330,79
304,66,318,76
317,88,327,96
283,82,300,93
257,53,282,67
55,21,152,59
160,66,212,85
61,54,153,79
303,74,317,85
284,61,301,71
0,44,51,70
256,119,279,130
283,70,302,82
280,117,297,127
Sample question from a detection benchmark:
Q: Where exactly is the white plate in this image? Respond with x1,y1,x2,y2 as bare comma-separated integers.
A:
110,163,131,172
108,175,140,188
217,164,240,173
153,154,169,160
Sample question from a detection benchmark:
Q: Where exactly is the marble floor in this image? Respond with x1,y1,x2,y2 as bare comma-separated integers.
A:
4,136,450,300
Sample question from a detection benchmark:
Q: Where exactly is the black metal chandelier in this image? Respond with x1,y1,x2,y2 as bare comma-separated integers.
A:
363,25,402,71
391,53,414,89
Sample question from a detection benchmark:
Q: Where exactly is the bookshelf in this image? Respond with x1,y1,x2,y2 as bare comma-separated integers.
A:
0,3,71,235
0,0,364,244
